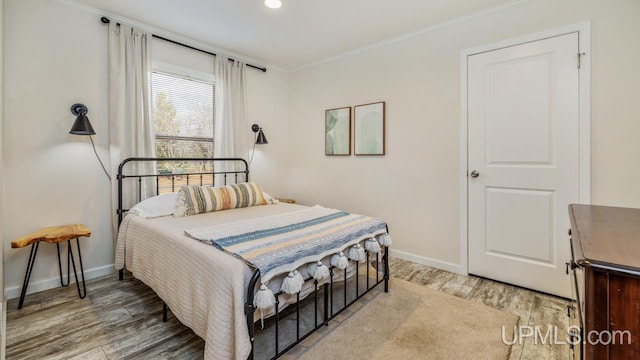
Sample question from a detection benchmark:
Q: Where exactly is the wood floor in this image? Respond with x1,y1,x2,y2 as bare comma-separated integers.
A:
6,257,572,359
388,258,572,360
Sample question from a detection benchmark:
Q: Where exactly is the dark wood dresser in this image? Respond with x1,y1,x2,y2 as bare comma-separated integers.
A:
568,204,640,360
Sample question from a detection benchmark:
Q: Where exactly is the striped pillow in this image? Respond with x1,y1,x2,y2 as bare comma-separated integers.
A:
175,182,268,216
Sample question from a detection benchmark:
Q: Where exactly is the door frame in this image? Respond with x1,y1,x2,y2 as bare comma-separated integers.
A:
459,21,591,275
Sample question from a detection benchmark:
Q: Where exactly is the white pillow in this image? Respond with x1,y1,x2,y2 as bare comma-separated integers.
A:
129,193,178,219
262,192,280,205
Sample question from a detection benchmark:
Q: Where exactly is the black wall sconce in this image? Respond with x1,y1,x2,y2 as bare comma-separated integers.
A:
252,124,268,144
69,103,110,180
69,103,96,135
249,124,268,164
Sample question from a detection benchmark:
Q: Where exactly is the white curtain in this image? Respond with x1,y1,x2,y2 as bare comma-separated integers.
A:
108,22,155,240
214,55,250,185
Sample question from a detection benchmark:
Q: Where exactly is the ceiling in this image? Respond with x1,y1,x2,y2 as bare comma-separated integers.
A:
71,0,513,70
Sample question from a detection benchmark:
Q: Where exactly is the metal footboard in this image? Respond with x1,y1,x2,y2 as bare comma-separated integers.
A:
245,243,390,360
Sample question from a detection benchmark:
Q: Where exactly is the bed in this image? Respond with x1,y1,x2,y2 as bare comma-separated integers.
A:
115,157,390,360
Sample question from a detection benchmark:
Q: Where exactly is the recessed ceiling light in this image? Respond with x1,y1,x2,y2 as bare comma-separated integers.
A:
265,0,282,9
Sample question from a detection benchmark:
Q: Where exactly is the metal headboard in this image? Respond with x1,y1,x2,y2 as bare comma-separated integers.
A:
117,157,249,225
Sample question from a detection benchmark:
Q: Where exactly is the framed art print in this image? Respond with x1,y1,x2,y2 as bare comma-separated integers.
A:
354,101,385,155
325,107,351,155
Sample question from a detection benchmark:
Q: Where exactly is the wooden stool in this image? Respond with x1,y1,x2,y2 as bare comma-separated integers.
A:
11,224,91,309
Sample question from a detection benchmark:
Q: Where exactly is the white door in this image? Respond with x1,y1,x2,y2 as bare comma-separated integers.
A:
467,32,580,297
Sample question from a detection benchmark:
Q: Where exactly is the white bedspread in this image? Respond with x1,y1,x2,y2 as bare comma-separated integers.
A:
115,203,311,360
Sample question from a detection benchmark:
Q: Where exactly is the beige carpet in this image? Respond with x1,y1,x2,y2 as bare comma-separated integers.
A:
295,279,518,360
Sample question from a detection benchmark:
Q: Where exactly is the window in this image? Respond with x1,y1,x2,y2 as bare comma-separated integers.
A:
150,71,214,175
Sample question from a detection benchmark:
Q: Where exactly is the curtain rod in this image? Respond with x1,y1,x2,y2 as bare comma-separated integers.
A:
100,16,267,73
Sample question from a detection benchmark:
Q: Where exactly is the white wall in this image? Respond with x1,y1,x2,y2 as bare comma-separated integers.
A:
2,0,288,298
245,67,291,197
3,0,113,298
286,0,640,272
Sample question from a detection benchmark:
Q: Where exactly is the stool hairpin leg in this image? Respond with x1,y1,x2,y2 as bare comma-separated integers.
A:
18,242,40,310
67,237,87,299
56,242,70,287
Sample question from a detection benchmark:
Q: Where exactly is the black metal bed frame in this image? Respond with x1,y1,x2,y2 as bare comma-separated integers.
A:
116,157,390,360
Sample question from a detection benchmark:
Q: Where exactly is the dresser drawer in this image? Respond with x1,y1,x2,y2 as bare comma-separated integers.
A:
569,204,640,360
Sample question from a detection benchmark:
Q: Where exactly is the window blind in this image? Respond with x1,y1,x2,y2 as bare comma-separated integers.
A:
151,71,214,161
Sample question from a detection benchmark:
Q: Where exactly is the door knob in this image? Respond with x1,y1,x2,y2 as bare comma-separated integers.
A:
470,170,480,178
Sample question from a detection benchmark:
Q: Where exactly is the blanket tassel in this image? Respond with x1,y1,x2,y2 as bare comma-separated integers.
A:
378,233,392,246
307,261,330,280
281,270,304,294
331,252,349,270
254,284,275,329
348,243,366,262
365,238,381,253
254,284,276,310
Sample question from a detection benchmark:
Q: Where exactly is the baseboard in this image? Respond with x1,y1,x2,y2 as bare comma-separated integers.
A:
389,249,467,275
4,264,115,300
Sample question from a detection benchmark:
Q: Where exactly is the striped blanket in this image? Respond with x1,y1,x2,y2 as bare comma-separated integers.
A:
184,205,388,285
